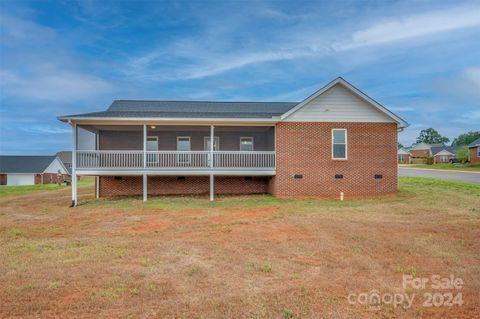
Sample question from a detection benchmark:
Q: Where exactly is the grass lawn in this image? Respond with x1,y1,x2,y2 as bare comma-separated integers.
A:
403,163,480,172
0,178,94,197
0,177,479,318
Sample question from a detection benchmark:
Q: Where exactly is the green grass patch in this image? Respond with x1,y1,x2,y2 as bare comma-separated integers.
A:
0,183,67,197
406,163,480,171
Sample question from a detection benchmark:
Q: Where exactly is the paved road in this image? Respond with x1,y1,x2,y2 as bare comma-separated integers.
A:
399,167,480,184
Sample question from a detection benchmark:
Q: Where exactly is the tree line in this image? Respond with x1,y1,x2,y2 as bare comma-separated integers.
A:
398,129,480,149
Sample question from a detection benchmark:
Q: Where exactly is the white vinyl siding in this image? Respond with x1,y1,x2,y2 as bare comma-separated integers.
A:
240,137,254,151
284,84,394,122
332,129,347,160
44,158,68,174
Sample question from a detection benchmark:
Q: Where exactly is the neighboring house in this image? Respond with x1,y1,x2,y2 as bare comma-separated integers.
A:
431,146,460,163
58,77,409,206
0,156,70,186
398,148,411,164
468,138,480,164
56,151,72,173
409,142,445,158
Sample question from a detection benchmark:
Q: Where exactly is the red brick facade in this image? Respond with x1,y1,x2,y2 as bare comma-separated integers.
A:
470,147,480,164
433,154,453,164
99,176,270,197
95,122,398,199
398,154,410,164
269,122,398,198
34,173,69,184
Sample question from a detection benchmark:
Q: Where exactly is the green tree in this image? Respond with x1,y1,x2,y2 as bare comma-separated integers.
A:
452,131,480,146
456,147,469,163
398,142,404,149
416,128,449,145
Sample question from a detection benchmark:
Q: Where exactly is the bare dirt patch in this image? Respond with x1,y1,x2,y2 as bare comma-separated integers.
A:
0,179,479,318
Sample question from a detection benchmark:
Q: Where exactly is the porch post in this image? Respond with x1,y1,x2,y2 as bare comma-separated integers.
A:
210,125,214,201
95,132,99,199
143,173,147,202
210,174,214,202
143,124,147,169
71,122,77,207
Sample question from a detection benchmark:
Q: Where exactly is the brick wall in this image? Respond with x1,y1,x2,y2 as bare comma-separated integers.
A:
270,122,398,198
470,147,480,164
410,149,430,158
34,173,69,184
99,176,270,197
398,154,410,164
433,154,452,163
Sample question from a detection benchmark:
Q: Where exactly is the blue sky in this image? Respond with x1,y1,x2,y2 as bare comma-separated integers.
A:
1,0,479,154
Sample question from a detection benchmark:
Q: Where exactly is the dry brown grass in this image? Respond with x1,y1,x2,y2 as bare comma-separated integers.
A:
0,177,479,318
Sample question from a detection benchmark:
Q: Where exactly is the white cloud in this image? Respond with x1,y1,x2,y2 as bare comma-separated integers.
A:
389,106,416,112
0,67,115,102
334,6,480,50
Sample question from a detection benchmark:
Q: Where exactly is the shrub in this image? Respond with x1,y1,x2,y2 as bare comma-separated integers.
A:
456,147,469,163
425,156,434,165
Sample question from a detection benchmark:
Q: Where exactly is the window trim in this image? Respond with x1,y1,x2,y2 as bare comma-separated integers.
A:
240,136,254,151
332,129,347,160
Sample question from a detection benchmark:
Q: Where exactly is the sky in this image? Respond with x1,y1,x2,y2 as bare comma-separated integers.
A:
0,0,479,154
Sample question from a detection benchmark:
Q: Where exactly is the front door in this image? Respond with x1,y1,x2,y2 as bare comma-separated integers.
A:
177,137,191,164
146,136,158,164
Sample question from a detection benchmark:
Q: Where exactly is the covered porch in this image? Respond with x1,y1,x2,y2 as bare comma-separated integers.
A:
70,124,276,205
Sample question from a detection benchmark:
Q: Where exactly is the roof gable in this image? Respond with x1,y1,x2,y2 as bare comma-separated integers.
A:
280,77,409,128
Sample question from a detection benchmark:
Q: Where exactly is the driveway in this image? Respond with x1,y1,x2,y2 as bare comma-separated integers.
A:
399,167,480,183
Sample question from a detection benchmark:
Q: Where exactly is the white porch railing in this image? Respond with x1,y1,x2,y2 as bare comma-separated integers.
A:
76,150,275,169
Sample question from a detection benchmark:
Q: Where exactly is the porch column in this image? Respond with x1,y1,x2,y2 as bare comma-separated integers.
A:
210,125,214,201
71,122,77,207
143,124,147,169
143,173,147,202
210,174,214,202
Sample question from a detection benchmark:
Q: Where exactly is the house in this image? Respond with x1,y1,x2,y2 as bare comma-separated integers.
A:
430,146,460,163
397,148,411,164
58,77,409,206
0,155,70,186
408,142,445,158
468,138,480,164
56,151,73,173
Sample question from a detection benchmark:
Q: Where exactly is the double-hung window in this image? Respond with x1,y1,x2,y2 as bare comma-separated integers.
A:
240,137,254,151
332,129,347,160
399,154,404,162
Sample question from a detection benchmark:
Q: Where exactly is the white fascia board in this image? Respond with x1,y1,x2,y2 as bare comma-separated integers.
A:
58,117,278,126
433,150,454,156
280,77,409,128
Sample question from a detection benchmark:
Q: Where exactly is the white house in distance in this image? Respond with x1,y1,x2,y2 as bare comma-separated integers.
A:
0,155,70,186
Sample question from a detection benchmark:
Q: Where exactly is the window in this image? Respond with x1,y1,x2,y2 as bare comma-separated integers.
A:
204,136,220,150
398,154,404,162
332,129,347,160
477,147,480,157
440,155,449,162
240,137,254,151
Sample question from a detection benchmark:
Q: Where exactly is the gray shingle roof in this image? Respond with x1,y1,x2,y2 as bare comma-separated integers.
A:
468,138,480,147
431,146,461,156
0,156,56,173
59,100,299,120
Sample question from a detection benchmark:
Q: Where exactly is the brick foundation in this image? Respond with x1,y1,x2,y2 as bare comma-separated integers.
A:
98,176,270,197
270,122,398,198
